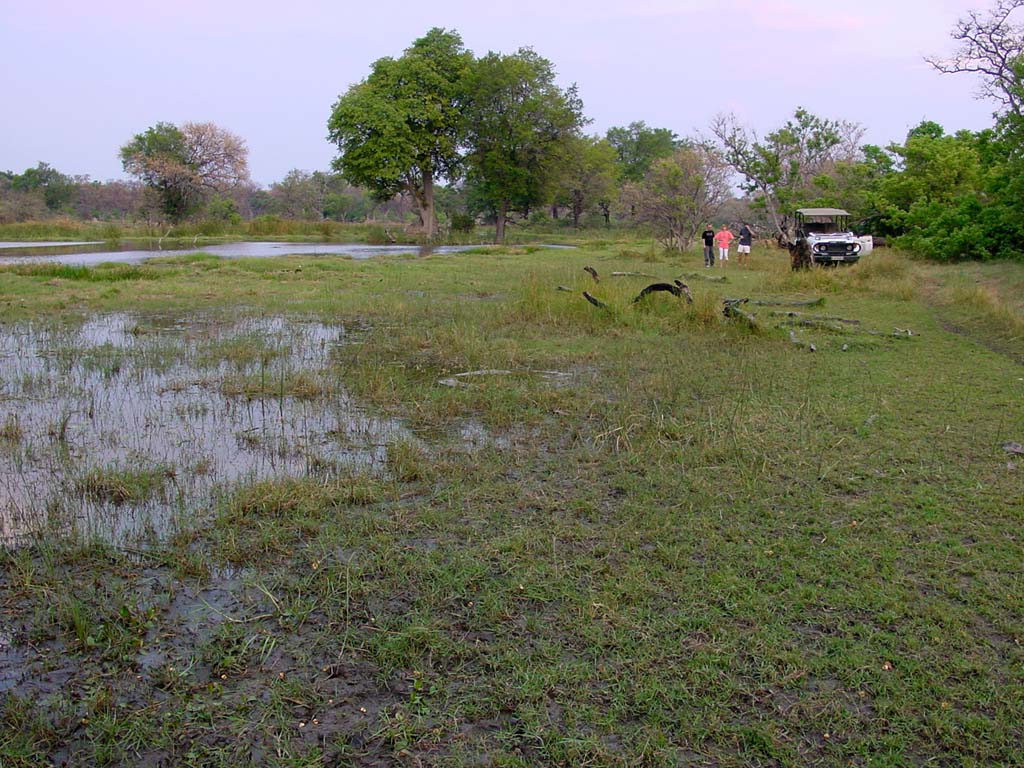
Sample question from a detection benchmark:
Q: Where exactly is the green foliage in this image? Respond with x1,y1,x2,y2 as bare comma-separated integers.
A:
605,121,679,182
873,123,1024,261
9,162,75,211
327,28,473,235
120,122,195,221
551,135,620,228
463,47,586,240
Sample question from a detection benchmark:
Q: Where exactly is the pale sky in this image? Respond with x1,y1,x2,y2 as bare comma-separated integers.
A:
0,0,1000,185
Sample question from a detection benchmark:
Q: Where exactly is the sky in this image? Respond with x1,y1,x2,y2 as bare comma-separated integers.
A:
0,0,1001,186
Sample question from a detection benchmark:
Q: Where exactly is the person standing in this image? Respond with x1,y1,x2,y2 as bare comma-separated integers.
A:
714,224,734,267
701,224,716,267
737,222,754,266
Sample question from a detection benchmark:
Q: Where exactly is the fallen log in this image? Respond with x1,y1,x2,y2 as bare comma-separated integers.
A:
675,280,694,304
584,266,600,282
777,319,848,333
723,298,758,328
679,272,727,283
612,271,660,279
634,282,682,301
726,297,825,308
556,285,573,292
583,291,610,310
769,311,860,325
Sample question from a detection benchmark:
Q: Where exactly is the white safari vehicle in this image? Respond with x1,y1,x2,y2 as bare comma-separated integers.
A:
796,208,872,265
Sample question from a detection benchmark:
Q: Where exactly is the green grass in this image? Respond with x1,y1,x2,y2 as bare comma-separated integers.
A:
1,242,1022,766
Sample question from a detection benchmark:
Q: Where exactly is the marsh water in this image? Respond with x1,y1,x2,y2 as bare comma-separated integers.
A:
0,313,415,545
0,240,479,266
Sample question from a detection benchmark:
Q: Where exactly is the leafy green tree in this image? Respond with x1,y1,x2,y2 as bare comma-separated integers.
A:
605,121,679,182
327,28,472,238
553,136,619,228
712,108,862,242
10,162,75,211
120,121,249,222
463,48,586,242
873,123,1024,260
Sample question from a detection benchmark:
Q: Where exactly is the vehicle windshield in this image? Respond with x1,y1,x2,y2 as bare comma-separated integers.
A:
803,220,845,234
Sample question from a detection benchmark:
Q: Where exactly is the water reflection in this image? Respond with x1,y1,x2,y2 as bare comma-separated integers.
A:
0,313,413,545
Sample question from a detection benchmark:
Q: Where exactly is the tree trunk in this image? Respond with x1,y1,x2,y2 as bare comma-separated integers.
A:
421,170,436,238
495,200,508,243
572,190,582,229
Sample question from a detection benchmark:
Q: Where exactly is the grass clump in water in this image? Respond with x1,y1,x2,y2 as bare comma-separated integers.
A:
75,465,174,505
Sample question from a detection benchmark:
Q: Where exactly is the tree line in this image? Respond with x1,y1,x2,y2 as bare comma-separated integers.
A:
4,2,1024,261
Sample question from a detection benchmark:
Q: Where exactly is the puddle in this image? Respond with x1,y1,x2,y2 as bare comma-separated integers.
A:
0,241,481,266
0,313,414,546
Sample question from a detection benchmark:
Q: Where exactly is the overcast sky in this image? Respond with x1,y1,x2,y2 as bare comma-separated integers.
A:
0,0,1000,186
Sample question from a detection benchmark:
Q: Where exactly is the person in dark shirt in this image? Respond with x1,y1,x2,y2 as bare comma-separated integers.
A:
701,225,716,267
737,222,754,266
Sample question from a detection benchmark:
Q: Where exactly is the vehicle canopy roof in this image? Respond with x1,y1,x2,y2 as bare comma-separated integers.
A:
796,207,850,220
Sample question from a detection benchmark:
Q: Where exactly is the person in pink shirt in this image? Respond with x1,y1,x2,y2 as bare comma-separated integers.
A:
714,225,735,266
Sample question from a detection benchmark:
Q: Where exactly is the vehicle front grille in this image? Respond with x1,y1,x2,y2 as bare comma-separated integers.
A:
817,242,853,255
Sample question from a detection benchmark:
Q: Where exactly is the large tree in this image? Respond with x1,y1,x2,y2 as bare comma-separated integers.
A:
463,48,586,242
327,28,472,238
120,121,249,222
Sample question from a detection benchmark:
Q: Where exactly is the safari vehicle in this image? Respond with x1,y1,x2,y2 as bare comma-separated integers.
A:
795,208,871,265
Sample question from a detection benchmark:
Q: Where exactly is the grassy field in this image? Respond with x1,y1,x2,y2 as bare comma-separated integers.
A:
1,240,1022,767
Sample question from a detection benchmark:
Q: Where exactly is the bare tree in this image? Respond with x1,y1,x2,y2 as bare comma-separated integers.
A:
623,145,731,251
711,109,863,243
926,0,1024,117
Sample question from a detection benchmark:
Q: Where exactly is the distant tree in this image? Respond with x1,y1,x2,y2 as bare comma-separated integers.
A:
622,145,731,251
269,169,322,219
327,28,472,238
711,108,863,242
463,48,586,242
553,135,619,228
73,179,145,221
10,162,75,211
605,121,679,182
120,121,249,222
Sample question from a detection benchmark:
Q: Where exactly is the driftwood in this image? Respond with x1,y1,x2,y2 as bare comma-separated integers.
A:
726,297,825,308
679,272,727,283
584,266,600,282
778,319,848,333
556,285,573,292
612,271,660,279
632,280,693,305
723,298,758,328
583,291,610,310
862,328,917,339
770,311,860,325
